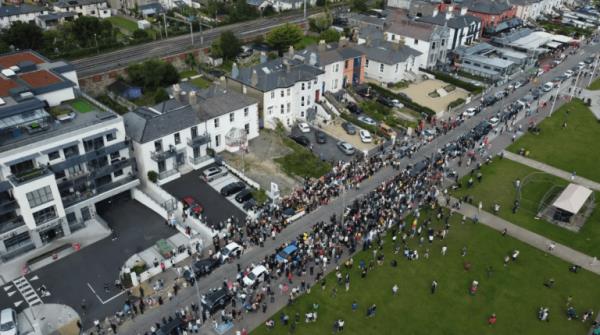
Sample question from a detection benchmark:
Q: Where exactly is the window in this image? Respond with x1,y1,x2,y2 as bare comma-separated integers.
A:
301,97,305,106
414,39,419,45
267,106,273,115
334,79,338,89
214,118,220,128
174,132,181,145
55,170,66,179
110,151,120,161
301,83,305,90
244,124,250,134
432,42,436,50
441,39,445,46
63,145,79,158
391,34,396,41
379,64,384,72
33,206,57,225
366,59,369,67
215,135,221,147
287,103,291,113
334,64,339,72
27,186,53,208
280,90,284,97
67,164,83,176
158,161,166,173
154,140,163,152
229,112,235,122
281,104,285,114
4,232,31,251
48,151,60,161
307,96,311,106
308,81,311,89
286,88,291,96
395,64,399,72
106,132,116,142
114,169,124,177
191,126,198,138
271,91,275,99
344,60,349,69
244,108,249,117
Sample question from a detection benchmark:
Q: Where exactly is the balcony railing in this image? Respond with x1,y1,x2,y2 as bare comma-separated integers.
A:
0,216,25,235
62,174,137,208
187,134,211,147
158,168,179,180
189,155,212,166
90,158,135,179
0,197,18,216
50,140,129,173
151,147,183,162
10,166,53,185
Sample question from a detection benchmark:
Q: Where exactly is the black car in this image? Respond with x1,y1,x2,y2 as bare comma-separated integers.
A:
377,95,395,108
289,135,310,147
409,159,430,177
356,86,374,99
315,130,327,144
482,95,497,107
235,189,253,203
347,102,362,114
193,257,220,277
220,181,246,196
156,317,184,335
342,122,356,135
201,288,232,315
243,198,257,210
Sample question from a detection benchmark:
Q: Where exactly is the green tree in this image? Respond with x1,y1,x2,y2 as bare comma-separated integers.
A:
132,29,150,42
309,11,333,33
210,40,224,58
67,16,116,48
185,53,197,70
126,59,180,91
351,0,368,12
266,23,303,55
228,0,259,23
2,22,44,50
153,88,170,103
319,28,341,43
262,5,276,16
218,31,241,60
316,0,326,6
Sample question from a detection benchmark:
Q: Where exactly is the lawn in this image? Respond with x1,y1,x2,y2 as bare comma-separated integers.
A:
294,35,319,50
180,70,198,79
253,212,600,335
588,77,600,90
107,16,139,33
507,99,600,183
190,76,213,89
359,100,416,129
71,98,95,113
452,159,600,257
275,136,332,179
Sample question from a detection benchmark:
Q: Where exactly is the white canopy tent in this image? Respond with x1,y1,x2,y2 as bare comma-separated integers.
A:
552,184,593,214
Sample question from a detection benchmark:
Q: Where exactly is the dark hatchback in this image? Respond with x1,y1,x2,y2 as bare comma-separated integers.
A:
220,181,246,196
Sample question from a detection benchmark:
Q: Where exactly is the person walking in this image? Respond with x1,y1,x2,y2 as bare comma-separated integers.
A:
392,284,399,295
431,280,438,294
441,245,447,256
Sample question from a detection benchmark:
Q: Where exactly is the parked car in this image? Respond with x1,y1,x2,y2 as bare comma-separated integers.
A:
314,130,327,144
564,70,574,78
156,317,184,335
220,182,246,196
297,122,311,133
357,115,377,126
235,189,253,204
203,166,227,182
463,107,477,117
193,257,220,277
0,308,17,335
275,243,299,263
347,102,362,114
482,96,497,107
342,122,356,135
243,198,257,211
359,129,372,143
337,141,356,155
376,95,395,108
356,86,374,98
182,196,203,216
289,135,310,147
391,99,404,109
542,82,554,92
242,265,268,287
201,288,232,315
219,242,242,263
489,117,500,127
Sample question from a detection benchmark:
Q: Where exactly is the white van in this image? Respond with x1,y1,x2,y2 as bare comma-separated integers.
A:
542,82,554,92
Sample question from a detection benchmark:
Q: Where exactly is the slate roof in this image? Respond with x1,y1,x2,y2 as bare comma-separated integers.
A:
0,4,46,18
295,43,363,66
230,57,324,92
354,39,421,65
53,0,106,7
386,18,436,40
124,86,257,143
417,13,481,29
457,0,513,15
37,11,78,22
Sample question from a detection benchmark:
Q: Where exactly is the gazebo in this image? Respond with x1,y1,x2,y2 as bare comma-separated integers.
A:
551,184,593,222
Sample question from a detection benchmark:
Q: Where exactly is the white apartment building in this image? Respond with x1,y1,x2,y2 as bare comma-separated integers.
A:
123,84,259,185
53,0,112,18
227,51,325,130
0,4,49,29
0,51,139,261
417,7,482,51
355,38,422,84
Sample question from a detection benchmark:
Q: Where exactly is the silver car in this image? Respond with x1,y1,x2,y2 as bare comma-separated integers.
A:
337,141,356,155
202,166,227,182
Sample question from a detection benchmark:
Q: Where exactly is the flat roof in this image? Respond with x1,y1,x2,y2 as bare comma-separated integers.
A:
0,78,19,97
465,54,514,68
18,70,61,89
0,51,46,69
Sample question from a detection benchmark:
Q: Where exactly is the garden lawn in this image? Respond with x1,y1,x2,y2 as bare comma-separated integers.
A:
107,16,138,34
294,36,319,51
190,76,212,89
179,70,198,79
507,99,600,183
452,158,600,256
71,98,95,113
275,137,331,179
253,213,600,335
588,77,600,90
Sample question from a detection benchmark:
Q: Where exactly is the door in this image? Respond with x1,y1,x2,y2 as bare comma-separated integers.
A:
315,89,320,102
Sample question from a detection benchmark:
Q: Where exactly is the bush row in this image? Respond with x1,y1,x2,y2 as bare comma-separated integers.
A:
420,69,484,94
368,84,436,117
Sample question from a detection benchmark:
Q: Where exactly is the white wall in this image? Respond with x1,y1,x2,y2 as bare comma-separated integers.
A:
321,61,345,94
0,10,48,29
364,57,417,84
386,33,430,69
53,2,112,18
38,87,76,107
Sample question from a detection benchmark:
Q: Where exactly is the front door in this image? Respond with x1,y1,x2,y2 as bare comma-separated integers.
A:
315,89,320,102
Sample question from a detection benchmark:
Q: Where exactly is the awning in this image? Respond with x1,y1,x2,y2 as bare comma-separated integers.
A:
545,41,562,49
552,184,593,214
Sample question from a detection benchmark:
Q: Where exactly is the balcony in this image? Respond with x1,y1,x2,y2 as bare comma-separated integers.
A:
61,174,137,208
189,155,212,166
90,158,135,179
187,134,211,147
158,168,179,181
0,216,25,235
0,197,18,216
49,140,130,173
151,145,185,162
9,166,53,186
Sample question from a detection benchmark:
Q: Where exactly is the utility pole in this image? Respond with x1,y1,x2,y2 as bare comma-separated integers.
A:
163,13,168,38
303,0,307,19
569,66,583,100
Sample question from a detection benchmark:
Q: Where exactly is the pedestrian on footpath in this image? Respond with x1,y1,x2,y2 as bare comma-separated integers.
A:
548,241,556,252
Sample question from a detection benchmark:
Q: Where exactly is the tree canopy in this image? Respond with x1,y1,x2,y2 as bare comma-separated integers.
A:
2,22,44,50
211,31,242,60
266,24,303,55
126,59,180,91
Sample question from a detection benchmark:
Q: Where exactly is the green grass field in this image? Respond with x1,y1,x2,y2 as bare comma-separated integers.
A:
179,70,198,79
275,136,332,179
71,98,95,113
190,76,212,89
452,159,600,256
507,99,600,183
588,77,600,90
107,16,138,33
253,213,600,335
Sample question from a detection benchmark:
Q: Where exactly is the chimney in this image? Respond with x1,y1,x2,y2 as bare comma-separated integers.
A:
339,36,348,47
282,59,291,73
251,69,258,87
180,91,188,104
366,36,372,47
260,52,267,64
231,62,239,79
446,11,452,20
432,8,439,17
172,84,181,101
189,90,197,105
448,5,454,12
309,52,317,66
318,39,326,52
460,7,468,16
287,45,295,59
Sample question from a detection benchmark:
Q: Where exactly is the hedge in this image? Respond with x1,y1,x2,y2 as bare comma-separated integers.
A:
448,98,466,109
420,69,484,94
368,84,436,117
339,112,390,140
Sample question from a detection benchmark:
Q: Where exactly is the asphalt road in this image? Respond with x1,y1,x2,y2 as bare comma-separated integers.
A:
113,41,600,334
290,126,352,163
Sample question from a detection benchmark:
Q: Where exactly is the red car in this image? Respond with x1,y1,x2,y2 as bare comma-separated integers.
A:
182,196,203,216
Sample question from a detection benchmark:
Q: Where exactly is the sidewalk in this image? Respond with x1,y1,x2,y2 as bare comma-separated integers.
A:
502,151,600,191
21,304,80,335
580,88,600,120
444,198,600,275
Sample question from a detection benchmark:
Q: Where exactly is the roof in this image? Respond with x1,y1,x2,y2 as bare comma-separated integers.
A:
296,42,363,66
386,18,436,40
230,57,324,92
0,78,19,97
417,12,481,29
54,0,106,7
355,39,421,65
246,0,266,6
37,11,78,21
139,2,164,12
457,0,513,14
0,4,46,18
0,51,47,69
18,70,61,89
124,86,257,143
552,183,593,214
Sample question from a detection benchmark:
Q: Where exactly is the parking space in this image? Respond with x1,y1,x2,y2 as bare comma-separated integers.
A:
318,117,378,151
205,172,250,213
162,169,246,228
290,125,353,162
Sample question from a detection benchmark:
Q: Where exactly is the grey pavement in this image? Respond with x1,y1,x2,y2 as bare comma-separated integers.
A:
503,150,600,191
580,88,600,120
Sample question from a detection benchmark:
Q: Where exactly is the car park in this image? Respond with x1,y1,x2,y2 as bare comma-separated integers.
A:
235,189,253,204
0,308,17,335
182,196,203,216
357,115,377,126
201,288,232,315
193,257,220,277
220,182,246,196
359,129,372,143
202,166,227,182
315,130,327,144
219,242,242,263
463,107,477,117
342,122,356,135
542,82,554,92
297,122,311,133
289,135,310,147
242,265,269,287
337,141,356,155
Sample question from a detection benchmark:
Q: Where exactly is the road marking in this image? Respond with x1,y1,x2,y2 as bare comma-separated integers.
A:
29,275,39,281
6,291,15,297
87,283,127,305
12,277,43,307
14,301,23,308
3,284,13,292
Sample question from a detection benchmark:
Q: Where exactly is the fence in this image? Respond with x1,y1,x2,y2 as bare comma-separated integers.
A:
132,189,169,219
220,160,261,190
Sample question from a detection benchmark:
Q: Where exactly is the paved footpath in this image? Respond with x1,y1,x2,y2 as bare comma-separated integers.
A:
503,151,600,191
446,198,600,275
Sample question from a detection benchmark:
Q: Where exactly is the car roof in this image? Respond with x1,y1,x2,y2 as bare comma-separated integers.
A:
0,308,14,320
251,265,267,274
225,242,241,249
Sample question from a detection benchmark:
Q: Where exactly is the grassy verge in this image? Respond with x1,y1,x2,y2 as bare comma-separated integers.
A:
107,16,138,34
190,76,213,89
275,136,332,179
452,159,600,256
180,70,198,79
588,77,600,90
507,99,600,183
253,211,600,335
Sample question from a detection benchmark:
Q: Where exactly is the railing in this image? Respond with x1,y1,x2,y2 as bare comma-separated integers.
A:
0,216,25,235
158,169,179,180
151,148,180,162
90,158,135,179
189,155,212,165
0,198,18,216
10,166,53,185
187,134,211,147
62,174,137,207
50,140,129,173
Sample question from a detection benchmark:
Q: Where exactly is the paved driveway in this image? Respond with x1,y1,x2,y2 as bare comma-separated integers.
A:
291,126,353,163
162,169,246,228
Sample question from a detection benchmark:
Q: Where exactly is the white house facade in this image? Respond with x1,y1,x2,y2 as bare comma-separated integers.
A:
417,8,482,50
385,19,450,69
53,0,112,18
0,5,49,29
355,39,422,84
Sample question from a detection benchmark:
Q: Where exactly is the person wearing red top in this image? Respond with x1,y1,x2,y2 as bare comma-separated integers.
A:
488,313,497,325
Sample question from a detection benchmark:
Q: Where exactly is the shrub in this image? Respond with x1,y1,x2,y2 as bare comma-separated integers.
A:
147,170,158,183
448,98,466,109
420,69,483,94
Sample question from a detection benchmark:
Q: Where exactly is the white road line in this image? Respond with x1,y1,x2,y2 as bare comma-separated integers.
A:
86,283,127,304
87,283,104,303
12,276,43,307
